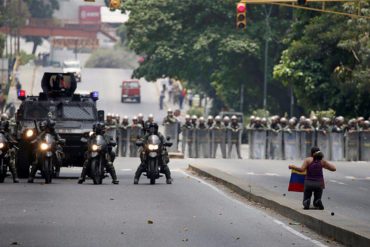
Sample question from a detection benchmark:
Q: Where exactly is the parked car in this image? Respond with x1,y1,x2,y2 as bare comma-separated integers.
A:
121,80,141,103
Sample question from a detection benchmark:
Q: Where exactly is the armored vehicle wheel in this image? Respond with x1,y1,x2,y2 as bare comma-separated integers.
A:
16,142,32,178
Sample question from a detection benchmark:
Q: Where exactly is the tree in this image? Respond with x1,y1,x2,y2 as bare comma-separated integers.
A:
274,2,370,117
123,0,294,114
24,0,59,54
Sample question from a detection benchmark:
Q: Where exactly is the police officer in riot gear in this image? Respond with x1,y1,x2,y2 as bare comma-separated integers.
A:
211,115,226,158
28,119,64,183
206,116,214,129
144,114,155,134
332,116,345,133
137,113,145,130
118,116,130,157
134,122,172,184
191,115,198,128
223,116,230,128
248,115,256,128
78,122,119,184
270,116,282,131
311,116,319,130
163,109,177,124
252,117,265,129
228,115,242,159
0,120,19,183
318,117,331,134
280,117,288,129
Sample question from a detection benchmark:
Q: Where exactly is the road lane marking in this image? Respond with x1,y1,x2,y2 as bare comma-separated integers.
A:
180,170,328,247
246,172,280,177
273,220,328,247
329,180,347,185
120,169,133,172
345,176,356,180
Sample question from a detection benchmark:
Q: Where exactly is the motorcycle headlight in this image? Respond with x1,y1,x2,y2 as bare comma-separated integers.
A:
40,143,49,151
26,129,34,138
0,143,4,149
148,144,159,151
91,144,100,151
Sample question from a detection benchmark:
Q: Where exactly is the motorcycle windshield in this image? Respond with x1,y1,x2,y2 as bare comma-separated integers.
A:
44,133,55,144
147,135,161,145
95,135,106,146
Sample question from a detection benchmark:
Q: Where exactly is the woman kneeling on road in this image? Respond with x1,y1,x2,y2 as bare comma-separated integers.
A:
289,147,336,210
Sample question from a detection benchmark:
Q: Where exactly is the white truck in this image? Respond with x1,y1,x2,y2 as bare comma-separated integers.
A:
62,60,82,82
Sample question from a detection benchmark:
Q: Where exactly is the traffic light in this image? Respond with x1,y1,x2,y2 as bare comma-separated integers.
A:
236,3,247,30
109,0,121,10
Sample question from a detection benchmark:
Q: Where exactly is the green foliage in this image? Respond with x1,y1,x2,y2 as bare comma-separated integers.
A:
251,108,270,118
18,50,36,65
123,0,294,115
187,107,204,118
274,2,370,117
311,109,336,120
85,47,138,69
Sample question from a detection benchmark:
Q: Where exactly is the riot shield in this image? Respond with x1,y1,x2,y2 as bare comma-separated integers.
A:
211,128,226,158
250,130,267,159
329,132,344,161
182,128,196,158
267,130,283,160
283,130,300,160
360,131,370,161
227,128,242,159
345,131,359,161
118,127,129,157
316,131,330,159
128,126,142,157
248,129,253,159
196,128,211,158
299,130,314,159
164,123,179,153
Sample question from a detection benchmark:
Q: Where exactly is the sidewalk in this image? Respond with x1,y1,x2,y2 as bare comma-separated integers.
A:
189,163,370,247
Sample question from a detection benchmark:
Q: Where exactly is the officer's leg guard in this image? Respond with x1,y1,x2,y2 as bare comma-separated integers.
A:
9,157,19,183
236,143,242,159
78,159,89,184
28,160,38,183
134,163,146,184
106,161,119,184
161,152,172,184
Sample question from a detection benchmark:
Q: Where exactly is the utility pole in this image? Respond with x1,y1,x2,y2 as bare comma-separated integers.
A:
263,5,272,109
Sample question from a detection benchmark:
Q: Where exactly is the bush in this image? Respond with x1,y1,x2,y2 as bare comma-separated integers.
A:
187,107,204,117
19,50,35,65
311,109,336,120
85,46,138,69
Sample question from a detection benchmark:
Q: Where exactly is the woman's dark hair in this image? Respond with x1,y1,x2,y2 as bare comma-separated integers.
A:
311,146,324,160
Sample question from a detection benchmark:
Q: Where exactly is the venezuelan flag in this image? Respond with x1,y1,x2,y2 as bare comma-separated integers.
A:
288,169,306,192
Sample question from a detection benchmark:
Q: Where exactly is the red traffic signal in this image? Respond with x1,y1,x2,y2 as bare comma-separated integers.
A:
236,3,247,30
237,3,246,13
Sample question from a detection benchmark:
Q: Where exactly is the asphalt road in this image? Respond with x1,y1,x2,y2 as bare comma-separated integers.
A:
188,158,370,227
0,67,340,246
0,158,336,247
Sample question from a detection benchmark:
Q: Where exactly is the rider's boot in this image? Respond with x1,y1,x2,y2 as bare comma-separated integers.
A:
108,163,119,184
134,163,145,184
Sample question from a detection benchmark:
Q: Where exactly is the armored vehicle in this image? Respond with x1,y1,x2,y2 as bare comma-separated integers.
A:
15,73,101,178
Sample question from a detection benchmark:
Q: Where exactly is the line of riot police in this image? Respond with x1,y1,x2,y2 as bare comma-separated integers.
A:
112,110,243,159
248,115,370,161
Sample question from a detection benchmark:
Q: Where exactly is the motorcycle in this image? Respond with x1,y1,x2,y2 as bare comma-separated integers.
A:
32,133,64,184
0,132,15,183
136,135,172,184
81,133,116,184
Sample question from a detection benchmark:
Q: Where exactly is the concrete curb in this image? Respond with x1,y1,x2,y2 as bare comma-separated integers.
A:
188,164,370,247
